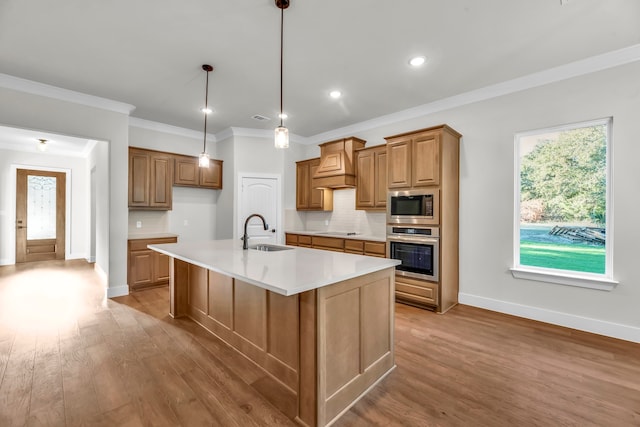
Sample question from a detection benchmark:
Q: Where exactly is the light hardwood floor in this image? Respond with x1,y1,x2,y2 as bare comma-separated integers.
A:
0,260,639,426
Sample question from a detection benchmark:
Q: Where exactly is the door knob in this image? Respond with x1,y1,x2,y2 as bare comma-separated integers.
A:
271,229,276,233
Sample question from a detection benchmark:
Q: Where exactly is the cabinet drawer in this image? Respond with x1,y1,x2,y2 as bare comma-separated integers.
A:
129,237,177,251
285,234,298,246
344,240,364,253
364,241,386,257
395,279,438,306
298,235,312,247
312,236,344,251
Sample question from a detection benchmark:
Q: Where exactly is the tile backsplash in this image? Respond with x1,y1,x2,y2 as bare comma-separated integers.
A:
285,189,386,237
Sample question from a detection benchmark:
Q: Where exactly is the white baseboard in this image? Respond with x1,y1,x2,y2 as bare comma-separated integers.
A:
106,284,130,298
0,258,11,266
67,252,87,260
459,293,640,344
86,256,96,263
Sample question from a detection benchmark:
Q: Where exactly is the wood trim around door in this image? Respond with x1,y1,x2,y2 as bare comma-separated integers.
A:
15,169,66,263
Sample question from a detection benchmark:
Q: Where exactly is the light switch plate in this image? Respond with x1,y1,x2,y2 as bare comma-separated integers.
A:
136,221,142,228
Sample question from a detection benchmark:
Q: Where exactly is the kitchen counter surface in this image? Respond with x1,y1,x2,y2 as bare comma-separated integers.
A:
285,230,386,242
149,239,398,296
128,232,179,240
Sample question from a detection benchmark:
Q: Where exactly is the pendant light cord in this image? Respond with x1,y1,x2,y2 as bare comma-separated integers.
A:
279,5,284,128
203,68,210,152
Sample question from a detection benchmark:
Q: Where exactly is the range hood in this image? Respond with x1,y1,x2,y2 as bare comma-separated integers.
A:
312,137,366,189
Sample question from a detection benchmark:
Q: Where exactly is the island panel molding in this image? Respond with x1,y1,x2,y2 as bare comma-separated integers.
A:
154,239,398,426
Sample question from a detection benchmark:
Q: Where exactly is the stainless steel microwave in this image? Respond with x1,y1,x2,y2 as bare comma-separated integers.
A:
387,189,439,225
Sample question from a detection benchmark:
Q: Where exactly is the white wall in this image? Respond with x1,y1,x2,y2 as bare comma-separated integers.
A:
0,86,129,297
214,135,235,239
0,149,89,264
319,61,640,341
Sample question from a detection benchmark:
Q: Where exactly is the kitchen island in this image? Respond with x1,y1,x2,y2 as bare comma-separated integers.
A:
149,239,399,427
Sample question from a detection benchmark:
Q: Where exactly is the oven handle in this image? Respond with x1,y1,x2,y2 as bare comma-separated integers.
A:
387,235,440,245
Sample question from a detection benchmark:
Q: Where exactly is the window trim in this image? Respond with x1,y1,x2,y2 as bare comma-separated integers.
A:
512,117,616,290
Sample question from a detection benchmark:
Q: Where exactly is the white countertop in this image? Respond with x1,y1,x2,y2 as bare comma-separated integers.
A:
148,239,399,296
285,230,386,242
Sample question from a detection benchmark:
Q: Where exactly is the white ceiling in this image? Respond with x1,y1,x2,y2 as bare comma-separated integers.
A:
0,126,95,157
0,0,639,141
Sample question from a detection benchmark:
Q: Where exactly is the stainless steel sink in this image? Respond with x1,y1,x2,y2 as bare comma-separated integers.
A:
249,244,293,252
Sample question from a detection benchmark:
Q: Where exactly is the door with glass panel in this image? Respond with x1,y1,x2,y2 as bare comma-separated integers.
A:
15,169,66,263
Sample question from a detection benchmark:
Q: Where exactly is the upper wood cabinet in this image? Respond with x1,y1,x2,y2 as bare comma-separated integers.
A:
355,145,387,211
296,158,333,211
128,147,173,210
386,125,459,189
173,154,223,189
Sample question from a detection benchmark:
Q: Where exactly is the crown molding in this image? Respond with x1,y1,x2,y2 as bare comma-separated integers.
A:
0,73,136,115
306,43,640,145
129,117,215,142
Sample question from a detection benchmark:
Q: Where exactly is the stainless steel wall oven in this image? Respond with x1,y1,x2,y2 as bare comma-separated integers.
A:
386,225,439,282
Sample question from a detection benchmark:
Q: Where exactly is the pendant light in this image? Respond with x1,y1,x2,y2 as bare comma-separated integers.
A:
274,0,290,149
199,64,214,168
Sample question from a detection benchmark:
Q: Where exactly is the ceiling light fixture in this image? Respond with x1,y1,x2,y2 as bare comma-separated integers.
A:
278,112,288,120
199,64,213,168
329,90,342,99
409,56,426,67
274,0,290,149
201,107,212,114
37,138,47,152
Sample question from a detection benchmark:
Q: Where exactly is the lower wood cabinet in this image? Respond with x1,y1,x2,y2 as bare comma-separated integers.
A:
128,236,177,291
285,233,386,257
395,276,439,309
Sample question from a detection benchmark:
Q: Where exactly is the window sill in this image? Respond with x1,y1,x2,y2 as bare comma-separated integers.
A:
510,267,618,291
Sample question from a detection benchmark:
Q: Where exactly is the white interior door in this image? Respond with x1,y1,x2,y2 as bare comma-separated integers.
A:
238,175,280,246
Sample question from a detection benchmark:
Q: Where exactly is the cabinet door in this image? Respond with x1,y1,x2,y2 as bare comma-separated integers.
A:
128,149,150,207
174,155,199,186
296,161,310,209
412,132,440,187
150,154,173,209
355,149,375,209
387,140,411,189
309,159,326,210
152,251,171,283
374,149,387,208
200,160,222,189
130,250,153,288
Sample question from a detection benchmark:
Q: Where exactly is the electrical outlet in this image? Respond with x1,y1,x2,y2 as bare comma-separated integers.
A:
136,221,142,228
324,220,329,226
183,219,189,226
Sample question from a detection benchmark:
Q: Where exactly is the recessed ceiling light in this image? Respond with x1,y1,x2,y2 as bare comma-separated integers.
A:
279,112,288,120
409,56,426,67
329,90,342,99
201,107,213,114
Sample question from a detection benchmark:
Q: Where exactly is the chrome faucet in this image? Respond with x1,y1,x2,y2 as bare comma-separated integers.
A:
242,214,269,250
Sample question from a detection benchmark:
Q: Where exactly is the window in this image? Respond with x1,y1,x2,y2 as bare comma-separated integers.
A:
512,118,616,290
